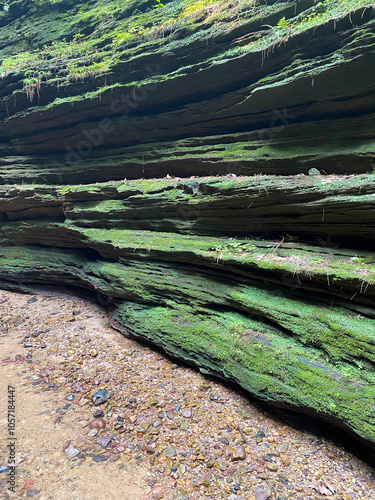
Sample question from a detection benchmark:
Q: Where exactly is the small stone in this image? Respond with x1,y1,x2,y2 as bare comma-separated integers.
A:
177,464,186,475
87,429,98,438
95,433,111,447
326,450,336,459
231,447,246,461
92,389,110,405
163,446,177,457
266,463,278,472
90,418,106,429
93,455,108,462
206,458,216,468
147,398,159,407
233,472,242,485
151,485,163,495
93,409,104,418
89,349,98,357
276,442,288,453
238,409,251,419
254,485,270,500
181,408,192,418
64,444,80,459
258,472,269,480
280,454,290,466
218,458,228,471
27,297,38,304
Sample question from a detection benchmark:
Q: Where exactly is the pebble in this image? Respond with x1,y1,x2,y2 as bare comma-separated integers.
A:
64,444,80,459
266,463,278,472
95,433,111,447
258,472,269,480
238,409,251,419
277,442,288,453
181,408,192,418
92,389,110,405
280,453,291,466
89,418,106,429
254,486,270,500
231,447,246,461
163,446,177,458
218,458,228,471
151,484,163,495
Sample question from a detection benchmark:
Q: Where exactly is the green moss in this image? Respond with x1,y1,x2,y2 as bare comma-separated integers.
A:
114,299,375,439
0,0,372,102
1,242,375,441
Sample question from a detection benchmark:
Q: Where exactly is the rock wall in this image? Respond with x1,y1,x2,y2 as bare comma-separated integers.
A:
0,0,374,459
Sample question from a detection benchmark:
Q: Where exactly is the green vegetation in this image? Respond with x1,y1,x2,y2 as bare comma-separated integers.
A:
0,0,373,100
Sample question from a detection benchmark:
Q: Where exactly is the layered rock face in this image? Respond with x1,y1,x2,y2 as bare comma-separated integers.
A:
0,0,374,458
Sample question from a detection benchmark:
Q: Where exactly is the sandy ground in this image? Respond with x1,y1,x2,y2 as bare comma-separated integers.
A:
0,291,148,500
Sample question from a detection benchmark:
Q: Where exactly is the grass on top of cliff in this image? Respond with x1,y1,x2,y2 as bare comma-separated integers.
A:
0,0,373,102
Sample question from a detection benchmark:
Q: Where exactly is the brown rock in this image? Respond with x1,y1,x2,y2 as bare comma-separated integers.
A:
89,418,106,429
231,446,246,461
95,433,111,447
280,454,291,466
